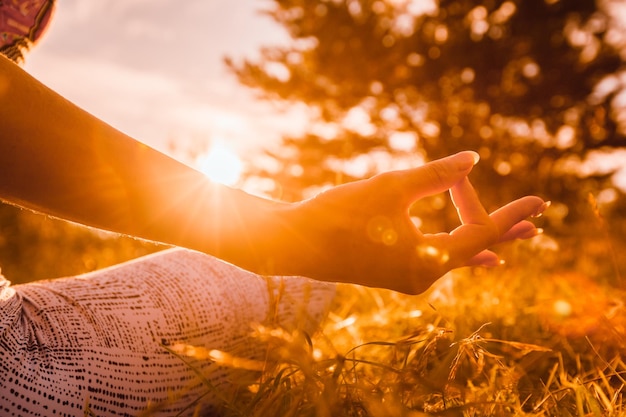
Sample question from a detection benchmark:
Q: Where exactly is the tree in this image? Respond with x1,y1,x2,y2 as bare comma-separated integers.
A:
228,0,626,233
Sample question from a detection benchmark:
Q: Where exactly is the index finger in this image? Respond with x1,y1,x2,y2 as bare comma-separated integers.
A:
449,176,491,226
447,178,499,263
446,180,545,265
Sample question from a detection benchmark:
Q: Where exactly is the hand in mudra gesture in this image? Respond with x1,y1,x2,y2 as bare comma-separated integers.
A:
291,151,546,294
0,57,548,296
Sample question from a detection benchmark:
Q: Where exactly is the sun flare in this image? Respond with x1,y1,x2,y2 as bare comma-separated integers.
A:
196,143,243,186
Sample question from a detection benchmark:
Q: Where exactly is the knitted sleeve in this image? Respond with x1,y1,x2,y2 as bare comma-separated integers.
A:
0,248,336,416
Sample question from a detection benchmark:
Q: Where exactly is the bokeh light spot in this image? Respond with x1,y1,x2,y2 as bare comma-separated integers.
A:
416,245,450,264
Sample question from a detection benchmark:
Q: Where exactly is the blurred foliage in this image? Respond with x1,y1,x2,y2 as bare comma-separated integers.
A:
6,0,626,283
0,202,163,284
228,0,626,234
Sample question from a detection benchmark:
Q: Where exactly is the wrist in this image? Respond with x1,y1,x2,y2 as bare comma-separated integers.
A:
192,187,302,275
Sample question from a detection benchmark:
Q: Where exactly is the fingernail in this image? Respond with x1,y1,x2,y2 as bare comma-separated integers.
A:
532,201,551,218
469,151,480,165
456,151,480,171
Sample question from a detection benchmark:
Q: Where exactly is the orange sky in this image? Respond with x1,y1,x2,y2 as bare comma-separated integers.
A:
20,0,626,192
23,0,307,160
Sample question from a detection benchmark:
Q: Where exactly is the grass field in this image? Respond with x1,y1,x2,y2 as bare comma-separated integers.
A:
12,201,623,416
192,230,626,417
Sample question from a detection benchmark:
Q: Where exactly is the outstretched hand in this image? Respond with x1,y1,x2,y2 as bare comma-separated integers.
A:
288,151,546,294
0,57,545,295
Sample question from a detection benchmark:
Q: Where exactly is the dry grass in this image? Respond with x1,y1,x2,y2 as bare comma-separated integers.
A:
200,233,626,417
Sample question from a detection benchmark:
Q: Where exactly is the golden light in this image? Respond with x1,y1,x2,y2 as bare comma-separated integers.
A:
552,299,573,317
416,244,450,264
196,142,243,186
169,344,265,371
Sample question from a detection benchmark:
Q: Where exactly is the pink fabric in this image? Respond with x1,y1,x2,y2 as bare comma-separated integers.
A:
0,0,54,49
0,249,336,415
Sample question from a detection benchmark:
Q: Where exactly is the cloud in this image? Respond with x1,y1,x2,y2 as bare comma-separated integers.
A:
23,0,301,157
26,52,180,110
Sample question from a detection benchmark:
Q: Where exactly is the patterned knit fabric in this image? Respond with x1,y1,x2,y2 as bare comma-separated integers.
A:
0,248,336,416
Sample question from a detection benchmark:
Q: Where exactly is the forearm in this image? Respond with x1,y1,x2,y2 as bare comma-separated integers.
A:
0,56,543,292
0,55,302,274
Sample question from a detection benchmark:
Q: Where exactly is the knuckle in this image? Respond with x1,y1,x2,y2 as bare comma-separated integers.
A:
374,171,406,197
484,219,501,245
423,163,449,189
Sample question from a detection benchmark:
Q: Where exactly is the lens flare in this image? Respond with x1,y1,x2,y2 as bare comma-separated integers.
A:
196,142,243,186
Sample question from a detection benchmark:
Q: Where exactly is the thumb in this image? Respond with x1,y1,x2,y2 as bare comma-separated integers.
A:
399,151,480,202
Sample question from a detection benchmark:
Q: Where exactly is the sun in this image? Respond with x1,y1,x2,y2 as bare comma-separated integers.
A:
196,142,243,186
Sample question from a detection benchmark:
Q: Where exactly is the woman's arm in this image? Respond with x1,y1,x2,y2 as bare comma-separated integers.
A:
0,55,546,293
0,54,291,273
